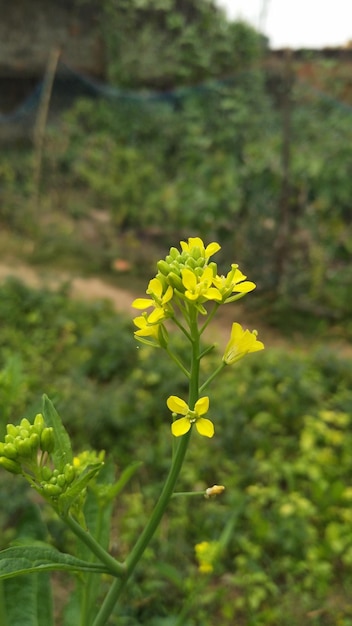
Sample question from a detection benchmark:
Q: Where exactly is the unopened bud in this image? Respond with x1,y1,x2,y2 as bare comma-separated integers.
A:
205,485,225,498
43,483,62,497
33,413,45,432
40,427,55,453
6,424,18,438
3,443,18,460
0,456,22,474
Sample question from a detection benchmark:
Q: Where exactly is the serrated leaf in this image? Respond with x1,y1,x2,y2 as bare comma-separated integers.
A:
42,395,73,472
0,545,109,580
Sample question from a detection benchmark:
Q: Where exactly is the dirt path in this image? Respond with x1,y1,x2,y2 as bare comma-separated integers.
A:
0,261,137,316
0,259,256,347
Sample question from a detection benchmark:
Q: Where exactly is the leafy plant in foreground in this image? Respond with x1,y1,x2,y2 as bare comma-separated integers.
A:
0,237,264,625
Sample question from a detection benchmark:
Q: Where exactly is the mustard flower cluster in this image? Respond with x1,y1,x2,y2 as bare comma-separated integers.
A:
132,237,256,344
133,237,264,439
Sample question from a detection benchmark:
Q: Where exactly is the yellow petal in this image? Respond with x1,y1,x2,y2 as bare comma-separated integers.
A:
132,298,154,309
147,277,163,298
181,268,197,290
167,396,189,415
163,285,173,304
148,308,165,324
171,417,191,437
196,418,214,438
194,396,209,416
204,242,221,258
204,287,222,302
232,281,256,293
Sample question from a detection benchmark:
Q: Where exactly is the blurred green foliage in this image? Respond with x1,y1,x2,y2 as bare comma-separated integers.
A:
0,280,352,623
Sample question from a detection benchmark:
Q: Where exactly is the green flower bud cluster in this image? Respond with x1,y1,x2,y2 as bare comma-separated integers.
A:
157,246,217,293
41,463,76,498
0,413,54,475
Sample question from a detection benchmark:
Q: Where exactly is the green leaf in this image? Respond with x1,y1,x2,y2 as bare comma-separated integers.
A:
0,544,109,580
4,575,38,626
58,462,104,516
42,394,73,472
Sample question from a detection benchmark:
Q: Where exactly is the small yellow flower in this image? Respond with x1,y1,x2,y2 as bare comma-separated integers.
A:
132,277,173,323
223,322,264,365
181,267,222,303
213,264,256,303
133,314,161,339
167,395,214,438
195,541,219,574
180,237,221,260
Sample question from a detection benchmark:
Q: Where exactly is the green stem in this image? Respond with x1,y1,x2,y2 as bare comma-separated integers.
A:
199,302,220,335
92,305,202,626
80,506,105,626
199,361,226,393
92,431,191,626
64,514,126,578
171,490,205,498
166,346,190,378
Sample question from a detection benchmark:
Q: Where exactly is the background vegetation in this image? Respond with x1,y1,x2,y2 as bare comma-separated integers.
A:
1,0,352,623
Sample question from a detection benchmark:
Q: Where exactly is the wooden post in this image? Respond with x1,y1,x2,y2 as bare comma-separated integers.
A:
32,47,61,207
274,48,293,293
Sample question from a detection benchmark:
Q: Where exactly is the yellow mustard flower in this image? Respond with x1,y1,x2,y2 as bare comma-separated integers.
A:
181,267,222,303
132,277,173,323
133,314,161,339
194,541,219,574
223,322,264,365
213,264,256,303
167,395,214,437
180,237,221,260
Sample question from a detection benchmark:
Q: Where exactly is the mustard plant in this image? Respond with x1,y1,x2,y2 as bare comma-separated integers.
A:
0,237,264,625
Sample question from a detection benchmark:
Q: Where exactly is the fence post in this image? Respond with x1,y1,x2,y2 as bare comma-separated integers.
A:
32,47,61,208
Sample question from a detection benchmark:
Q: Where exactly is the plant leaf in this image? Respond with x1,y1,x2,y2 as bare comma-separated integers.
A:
0,545,109,580
42,394,73,472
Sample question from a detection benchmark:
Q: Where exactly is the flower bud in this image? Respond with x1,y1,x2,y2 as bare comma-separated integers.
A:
17,438,33,457
64,463,76,484
40,427,55,453
6,424,18,438
33,413,45,433
43,483,62,497
167,272,184,291
3,443,18,460
156,260,170,276
57,474,66,488
0,456,22,474
41,466,52,481
20,418,31,431
29,432,40,451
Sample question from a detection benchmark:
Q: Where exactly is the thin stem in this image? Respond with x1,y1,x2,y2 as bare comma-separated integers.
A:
199,302,220,336
80,506,105,626
64,514,125,578
92,431,191,626
92,302,202,625
199,362,226,393
166,347,190,378
171,490,205,498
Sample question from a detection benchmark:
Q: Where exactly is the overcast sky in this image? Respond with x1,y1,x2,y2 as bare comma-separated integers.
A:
216,0,352,49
